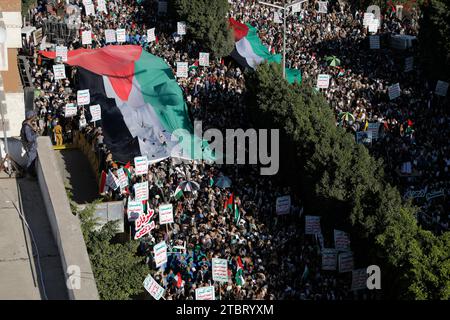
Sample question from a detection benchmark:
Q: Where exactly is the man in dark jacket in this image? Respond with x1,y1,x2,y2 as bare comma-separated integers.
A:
20,111,38,177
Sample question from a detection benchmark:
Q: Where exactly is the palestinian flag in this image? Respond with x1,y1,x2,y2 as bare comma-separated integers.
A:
99,170,107,194
224,193,234,211
229,18,302,85
40,45,213,164
173,185,184,200
234,205,240,225
235,258,245,287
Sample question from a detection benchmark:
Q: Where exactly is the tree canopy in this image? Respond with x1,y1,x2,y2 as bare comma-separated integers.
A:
245,62,450,300
173,0,234,58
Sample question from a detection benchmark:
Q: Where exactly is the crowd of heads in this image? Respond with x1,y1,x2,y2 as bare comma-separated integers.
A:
22,0,448,300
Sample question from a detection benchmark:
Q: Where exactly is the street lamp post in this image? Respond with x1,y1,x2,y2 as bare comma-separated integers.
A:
258,0,308,79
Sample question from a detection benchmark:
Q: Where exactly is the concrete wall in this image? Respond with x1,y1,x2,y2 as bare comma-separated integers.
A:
36,136,99,300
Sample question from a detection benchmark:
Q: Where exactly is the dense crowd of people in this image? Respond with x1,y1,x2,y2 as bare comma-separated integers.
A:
20,0,447,300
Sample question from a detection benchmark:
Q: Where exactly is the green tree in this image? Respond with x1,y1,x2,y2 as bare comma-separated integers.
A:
77,203,148,300
245,62,450,299
174,0,234,58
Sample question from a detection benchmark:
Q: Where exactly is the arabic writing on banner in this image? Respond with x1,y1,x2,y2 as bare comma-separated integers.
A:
276,195,291,215
77,89,90,105
64,103,77,117
134,220,155,240
338,251,354,273
212,258,228,282
127,200,143,221
195,286,215,300
351,268,367,291
143,274,165,300
159,203,174,225
53,64,66,80
334,229,351,251
135,209,155,231
321,248,337,271
153,241,168,268
134,156,148,176
134,181,149,201
305,215,321,235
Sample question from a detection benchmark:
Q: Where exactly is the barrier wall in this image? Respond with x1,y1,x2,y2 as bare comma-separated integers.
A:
36,136,99,300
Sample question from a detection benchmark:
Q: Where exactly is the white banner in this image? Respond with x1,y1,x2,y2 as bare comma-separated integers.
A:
363,13,374,27
195,286,215,300
274,11,282,24
77,89,90,105
97,0,107,13
82,30,92,45
116,29,126,43
153,241,168,268
321,248,337,271
199,52,210,67
64,103,77,118
435,80,449,97
159,203,174,225
147,28,156,42
134,181,149,202
56,45,68,62
318,1,328,14
368,19,379,33
134,156,148,176
291,2,302,14
276,195,291,215
305,215,321,235
334,229,351,251
117,168,129,189
212,258,228,283
85,4,95,16
143,274,165,300
388,83,401,100
369,35,380,49
368,122,380,141
90,104,101,122
317,74,330,89
53,64,66,80
127,200,143,221
177,21,186,35
338,252,354,273
176,62,188,78
105,29,116,43
351,268,367,291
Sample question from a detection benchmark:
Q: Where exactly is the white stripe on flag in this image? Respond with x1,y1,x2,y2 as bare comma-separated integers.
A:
235,37,265,70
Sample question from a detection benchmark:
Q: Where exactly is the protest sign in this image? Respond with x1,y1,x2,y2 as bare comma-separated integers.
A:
90,104,101,122
276,195,291,215
158,0,168,15
153,241,168,268
274,11,282,24
56,45,67,62
77,89,90,105
53,64,66,80
159,203,174,225
338,252,354,273
176,62,188,78
334,229,351,251
143,274,165,300
305,215,321,235
351,268,367,291
388,83,401,100
368,122,380,141
195,286,215,300
116,29,126,43
368,19,379,33
83,0,92,5
105,29,116,43
404,56,414,73
291,2,302,14
318,1,328,14
82,30,92,45
134,209,155,230
177,22,186,35
64,103,77,118
117,168,129,189
85,4,95,16
147,28,156,42
317,74,330,89
435,80,449,97
134,156,148,176
97,0,107,13
212,258,228,283
127,200,143,221
106,170,119,191
134,181,149,202
356,131,372,145
321,248,337,271
369,35,380,49
199,52,209,67
363,13,374,26
134,220,155,240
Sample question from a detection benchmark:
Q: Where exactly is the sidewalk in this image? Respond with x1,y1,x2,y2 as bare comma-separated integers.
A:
0,174,68,299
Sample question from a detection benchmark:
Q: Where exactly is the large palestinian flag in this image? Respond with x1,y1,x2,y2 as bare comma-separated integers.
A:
41,45,213,164
229,18,301,84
